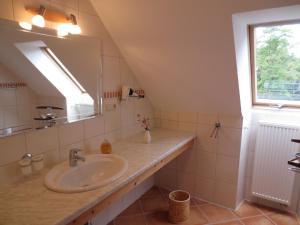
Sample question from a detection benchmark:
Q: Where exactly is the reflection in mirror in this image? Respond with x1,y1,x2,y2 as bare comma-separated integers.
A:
0,19,101,137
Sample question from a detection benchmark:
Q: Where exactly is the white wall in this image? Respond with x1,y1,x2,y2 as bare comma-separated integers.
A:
91,0,300,115
0,0,154,184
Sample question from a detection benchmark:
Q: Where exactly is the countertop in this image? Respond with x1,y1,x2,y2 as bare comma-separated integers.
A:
0,129,195,225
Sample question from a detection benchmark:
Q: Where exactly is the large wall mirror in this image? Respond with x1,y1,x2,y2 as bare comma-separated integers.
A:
0,19,102,137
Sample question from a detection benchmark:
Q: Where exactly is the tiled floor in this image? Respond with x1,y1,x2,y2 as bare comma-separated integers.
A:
108,186,300,225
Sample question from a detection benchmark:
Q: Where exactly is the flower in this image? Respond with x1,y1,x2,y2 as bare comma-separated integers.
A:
137,114,150,131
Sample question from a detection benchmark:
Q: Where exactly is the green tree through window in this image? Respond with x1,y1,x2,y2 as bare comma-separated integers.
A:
254,23,300,104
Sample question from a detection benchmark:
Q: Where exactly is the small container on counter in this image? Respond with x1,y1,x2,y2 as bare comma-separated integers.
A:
18,158,32,176
32,154,44,171
100,139,112,154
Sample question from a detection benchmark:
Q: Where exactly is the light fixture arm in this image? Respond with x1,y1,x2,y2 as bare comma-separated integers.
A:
70,14,78,25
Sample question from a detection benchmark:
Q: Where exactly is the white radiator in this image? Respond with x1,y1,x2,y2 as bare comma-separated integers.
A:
252,121,300,205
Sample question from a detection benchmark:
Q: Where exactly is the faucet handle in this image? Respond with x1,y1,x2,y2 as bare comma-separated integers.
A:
70,148,82,153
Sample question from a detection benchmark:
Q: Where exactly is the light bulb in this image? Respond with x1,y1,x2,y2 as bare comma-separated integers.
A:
19,21,32,30
69,24,81,34
57,24,69,37
32,14,45,27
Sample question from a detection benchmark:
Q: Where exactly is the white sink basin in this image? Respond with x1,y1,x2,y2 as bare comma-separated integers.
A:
45,154,128,193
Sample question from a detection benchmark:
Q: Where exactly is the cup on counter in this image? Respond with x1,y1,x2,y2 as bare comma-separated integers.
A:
18,158,32,176
32,154,44,172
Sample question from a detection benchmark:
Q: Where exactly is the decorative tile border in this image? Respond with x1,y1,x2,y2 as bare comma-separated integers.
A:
103,89,145,99
0,82,27,88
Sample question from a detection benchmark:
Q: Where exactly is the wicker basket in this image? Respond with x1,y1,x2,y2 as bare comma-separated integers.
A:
168,190,190,223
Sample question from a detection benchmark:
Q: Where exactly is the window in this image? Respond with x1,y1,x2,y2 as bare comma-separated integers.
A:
250,21,300,108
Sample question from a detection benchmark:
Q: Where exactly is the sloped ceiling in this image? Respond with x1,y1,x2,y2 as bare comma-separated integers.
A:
91,0,300,115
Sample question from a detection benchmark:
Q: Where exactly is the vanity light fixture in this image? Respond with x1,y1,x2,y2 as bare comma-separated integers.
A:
19,6,81,37
31,5,46,27
69,14,81,34
57,24,70,37
18,21,32,31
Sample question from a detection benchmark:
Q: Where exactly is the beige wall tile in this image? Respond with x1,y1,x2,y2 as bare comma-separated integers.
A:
198,113,218,125
179,112,198,123
161,111,178,121
161,120,178,130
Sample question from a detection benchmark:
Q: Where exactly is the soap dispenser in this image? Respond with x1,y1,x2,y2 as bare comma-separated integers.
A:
100,139,112,154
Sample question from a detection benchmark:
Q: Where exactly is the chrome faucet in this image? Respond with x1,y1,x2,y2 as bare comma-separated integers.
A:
69,149,85,167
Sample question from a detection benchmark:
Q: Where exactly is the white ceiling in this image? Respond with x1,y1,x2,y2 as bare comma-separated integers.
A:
91,0,300,115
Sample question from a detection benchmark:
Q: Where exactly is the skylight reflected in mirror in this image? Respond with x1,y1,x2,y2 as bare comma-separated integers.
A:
15,40,94,121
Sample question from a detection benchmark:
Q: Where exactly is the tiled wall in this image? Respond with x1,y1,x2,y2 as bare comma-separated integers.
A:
154,111,244,209
0,63,37,130
0,0,154,184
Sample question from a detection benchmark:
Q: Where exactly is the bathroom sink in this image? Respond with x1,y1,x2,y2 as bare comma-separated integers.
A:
44,154,128,193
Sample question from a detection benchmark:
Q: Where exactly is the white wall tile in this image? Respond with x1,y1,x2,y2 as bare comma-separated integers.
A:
194,177,215,202
177,171,195,195
26,126,58,155
84,134,105,153
78,0,97,15
214,181,237,208
178,122,197,133
0,0,13,20
215,155,239,184
197,124,217,153
197,151,216,179
104,102,121,133
58,121,84,146
176,147,196,173
103,57,121,91
219,114,243,129
0,134,26,165
59,141,84,161
102,38,121,57
83,116,104,139
217,128,242,157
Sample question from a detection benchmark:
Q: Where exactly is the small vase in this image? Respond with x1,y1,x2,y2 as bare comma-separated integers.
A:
144,130,151,144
